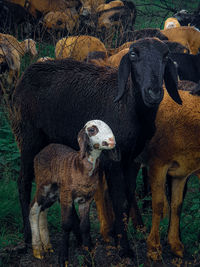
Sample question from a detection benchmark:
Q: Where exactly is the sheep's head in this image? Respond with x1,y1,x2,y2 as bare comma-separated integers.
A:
0,44,20,85
23,39,38,57
115,37,182,107
78,120,116,159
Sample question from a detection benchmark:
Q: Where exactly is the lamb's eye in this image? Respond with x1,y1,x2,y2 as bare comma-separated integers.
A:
88,127,95,133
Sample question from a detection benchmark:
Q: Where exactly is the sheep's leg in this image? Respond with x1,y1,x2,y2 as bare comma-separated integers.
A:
16,129,47,244
105,162,133,257
59,197,73,267
79,200,93,250
94,172,114,242
147,162,169,261
39,209,53,253
29,201,43,259
168,176,187,258
124,161,143,227
18,154,34,244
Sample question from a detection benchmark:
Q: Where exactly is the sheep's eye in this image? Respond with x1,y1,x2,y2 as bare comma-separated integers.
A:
130,51,137,60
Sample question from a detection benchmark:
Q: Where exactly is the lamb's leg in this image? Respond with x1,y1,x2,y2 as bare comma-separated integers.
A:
29,201,43,259
39,209,53,253
59,197,73,267
168,176,187,258
147,162,169,261
71,204,82,245
79,199,93,250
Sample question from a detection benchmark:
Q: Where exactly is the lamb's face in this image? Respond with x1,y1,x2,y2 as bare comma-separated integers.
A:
85,120,116,150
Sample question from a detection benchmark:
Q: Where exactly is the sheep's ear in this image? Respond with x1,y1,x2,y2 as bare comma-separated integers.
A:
164,57,182,105
78,128,90,159
114,53,131,102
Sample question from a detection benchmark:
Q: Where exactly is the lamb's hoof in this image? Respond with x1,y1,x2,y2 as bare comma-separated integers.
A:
33,248,44,259
43,243,54,253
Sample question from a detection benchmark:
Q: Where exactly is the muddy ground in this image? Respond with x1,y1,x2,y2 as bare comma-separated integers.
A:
1,203,200,267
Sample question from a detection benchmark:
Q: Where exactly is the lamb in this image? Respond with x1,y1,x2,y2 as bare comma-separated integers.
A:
55,35,107,61
11,38,182,259
0,33,37,58
161,26,200,54
163,17,181,29
169,53,200,83
29,119,116,264
146,87,200,260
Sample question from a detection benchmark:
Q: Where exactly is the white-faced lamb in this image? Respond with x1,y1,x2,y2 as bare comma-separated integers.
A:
29,120,116,264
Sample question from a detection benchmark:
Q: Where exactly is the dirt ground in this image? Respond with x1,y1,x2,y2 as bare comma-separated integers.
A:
1,204,200,267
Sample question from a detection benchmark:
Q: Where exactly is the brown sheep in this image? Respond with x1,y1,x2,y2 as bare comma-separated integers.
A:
80,0,105,15
6,0,81,19
42,10,79,34
163,17,181,29
55,35,107,61
146,88,200,260
161,26,200,54
29,119,116,265
0,33,37,57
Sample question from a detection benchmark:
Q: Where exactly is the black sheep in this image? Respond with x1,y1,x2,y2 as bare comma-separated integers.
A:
169,53,200,83
12,38,182,265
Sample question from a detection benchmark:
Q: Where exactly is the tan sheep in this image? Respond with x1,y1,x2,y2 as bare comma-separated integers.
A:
55,35,107,61
161,26,200,54
163,17,181,29
42,10,79,34
29,119,116,265
0,33,37,57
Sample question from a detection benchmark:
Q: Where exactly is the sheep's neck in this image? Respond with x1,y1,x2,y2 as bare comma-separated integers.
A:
88,149,101,176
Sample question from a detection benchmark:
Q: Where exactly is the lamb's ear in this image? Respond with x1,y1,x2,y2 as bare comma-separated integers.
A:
114,53,131,102
164,57,182,105
78,128,90,159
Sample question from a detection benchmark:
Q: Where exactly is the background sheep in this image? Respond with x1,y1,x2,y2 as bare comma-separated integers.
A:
11,38,182,258
169,53,200,83
30,119,116,265
55,35,107,60
0,33,37,58
163,17,181,29
161,26,200,54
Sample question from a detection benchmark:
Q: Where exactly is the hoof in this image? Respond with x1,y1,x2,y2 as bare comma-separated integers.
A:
170,243,184,258
43,243,54,253
33,248,44,259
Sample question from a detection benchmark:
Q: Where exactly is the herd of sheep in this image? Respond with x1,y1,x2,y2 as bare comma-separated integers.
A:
0,0,200,266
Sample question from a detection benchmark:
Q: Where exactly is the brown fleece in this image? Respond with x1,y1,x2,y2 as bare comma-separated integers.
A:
147,88,200,260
